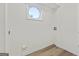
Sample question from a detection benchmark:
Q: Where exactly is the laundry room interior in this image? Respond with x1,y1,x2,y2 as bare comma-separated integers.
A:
0,3,79,56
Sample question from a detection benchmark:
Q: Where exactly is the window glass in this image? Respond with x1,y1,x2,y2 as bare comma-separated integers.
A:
29,7,40,19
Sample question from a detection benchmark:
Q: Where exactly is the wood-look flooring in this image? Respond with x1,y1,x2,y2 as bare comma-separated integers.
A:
27,44,76,56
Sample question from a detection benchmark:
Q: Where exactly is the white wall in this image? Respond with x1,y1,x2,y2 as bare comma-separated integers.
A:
6,3,57,55
0,3,5,53
55,3,79,55
77,4,79,53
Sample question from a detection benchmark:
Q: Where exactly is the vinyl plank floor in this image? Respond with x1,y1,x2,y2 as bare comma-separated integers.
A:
27,44,76,56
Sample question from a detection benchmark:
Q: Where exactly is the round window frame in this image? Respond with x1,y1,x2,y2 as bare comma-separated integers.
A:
26,4,43,21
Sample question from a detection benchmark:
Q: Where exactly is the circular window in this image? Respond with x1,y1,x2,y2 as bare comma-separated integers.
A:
28,7,40,19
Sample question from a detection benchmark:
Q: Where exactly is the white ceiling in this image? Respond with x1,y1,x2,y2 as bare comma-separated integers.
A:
43,3,60,9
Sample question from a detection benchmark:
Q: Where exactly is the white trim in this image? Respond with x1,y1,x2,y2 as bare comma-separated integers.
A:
25,4,43,21
5,3,8,53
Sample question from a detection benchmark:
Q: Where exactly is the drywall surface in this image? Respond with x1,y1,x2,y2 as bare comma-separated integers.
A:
55,3,79,55
6,3,56,55
0,4,5,53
